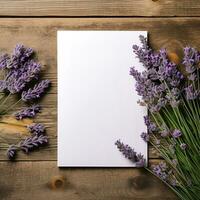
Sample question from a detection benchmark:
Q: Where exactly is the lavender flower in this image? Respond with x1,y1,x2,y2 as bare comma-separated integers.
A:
20,135,48,153
141,132,149,142
135,153,146,167
15,104,41,120
180,143,187,150
27,123,45,136
185,84,199,100
22,80,50,101
152,162,178,186
7,44,33,69
144,115,157,133
6,60,41,94
0,53,9,69
130,36,184,113
172,129,182,138
183,47,200,81
115,140,146,167
7,145,18,160
152,162,169,181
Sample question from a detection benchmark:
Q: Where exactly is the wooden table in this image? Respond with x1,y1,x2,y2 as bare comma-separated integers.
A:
0,1,199,199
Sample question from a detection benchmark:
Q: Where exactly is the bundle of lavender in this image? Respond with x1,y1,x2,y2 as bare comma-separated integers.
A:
115,36,200,199
0,44,50,160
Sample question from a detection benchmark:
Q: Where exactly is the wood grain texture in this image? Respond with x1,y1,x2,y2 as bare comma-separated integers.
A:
0,18,200,162
0,17,197,199
0,161,177,200
0,0,199,17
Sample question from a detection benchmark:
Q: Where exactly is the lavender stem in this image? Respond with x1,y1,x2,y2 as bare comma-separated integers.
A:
1,98,22,115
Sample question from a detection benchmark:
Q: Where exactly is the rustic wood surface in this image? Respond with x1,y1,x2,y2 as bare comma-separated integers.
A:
0,3,199,199
0,0,199,17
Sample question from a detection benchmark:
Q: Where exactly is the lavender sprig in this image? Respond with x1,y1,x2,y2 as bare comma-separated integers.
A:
15,104,41,120
144,115,157,133
6,60,41,94
22,80,50,101
115,140,146,167
183,47,200,81
7,44,33,69
20,135,48,153
140,132,149,142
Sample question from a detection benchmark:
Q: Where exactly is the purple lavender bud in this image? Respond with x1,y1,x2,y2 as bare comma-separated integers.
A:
140,132,149,142
135,153,146,167
115,140,137,162
172,129,182,138
20,135,48,153
27,123,45,136
7,145,17,160
185,84,199,100
15,104,41,120
115,140,145,167
21,80,50,101
21,60,41,82
6,60,41,94
130,67,142,81
0,53,10,69
152,162,169,181
7,44,33,69
183,47,200,80
144,116,157,133
180,143,187,150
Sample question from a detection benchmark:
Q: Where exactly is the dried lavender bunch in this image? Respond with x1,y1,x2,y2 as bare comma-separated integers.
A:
0,44,50,160
130,36,184,112
116,36,200,199
15,104,41,120
20,135,48,153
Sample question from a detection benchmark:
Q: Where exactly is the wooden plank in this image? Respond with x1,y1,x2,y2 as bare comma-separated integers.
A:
0,17,199,161
0,0,200,17
0,161,177,200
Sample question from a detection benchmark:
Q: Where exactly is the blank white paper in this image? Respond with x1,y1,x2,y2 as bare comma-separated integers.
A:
57,31,147,167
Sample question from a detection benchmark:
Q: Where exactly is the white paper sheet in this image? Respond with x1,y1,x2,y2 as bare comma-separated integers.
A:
57,31,147,167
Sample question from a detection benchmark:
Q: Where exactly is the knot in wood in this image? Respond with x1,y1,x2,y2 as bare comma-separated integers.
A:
129,175,148,190
48,175,65,190
168,52,180,65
